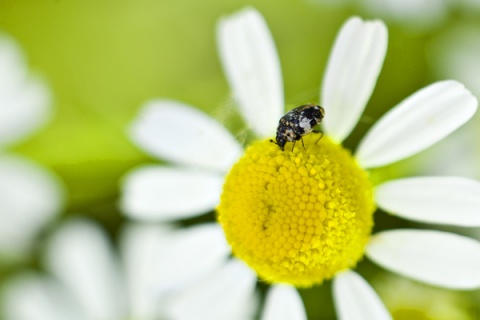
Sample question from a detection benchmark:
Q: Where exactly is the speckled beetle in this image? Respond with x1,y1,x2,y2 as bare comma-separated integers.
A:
271,104,325,151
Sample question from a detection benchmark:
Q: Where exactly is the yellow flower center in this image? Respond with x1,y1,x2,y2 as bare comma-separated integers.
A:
217,134,375,287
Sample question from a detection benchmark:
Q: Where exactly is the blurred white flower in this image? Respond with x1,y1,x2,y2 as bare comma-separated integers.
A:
372,272,473,320
1,219,177,320
0,33,64,261
121,8,480,320
359,0,450,32
310,0,480,33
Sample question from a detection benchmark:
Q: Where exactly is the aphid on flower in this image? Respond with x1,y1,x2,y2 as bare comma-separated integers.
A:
271,104,325,151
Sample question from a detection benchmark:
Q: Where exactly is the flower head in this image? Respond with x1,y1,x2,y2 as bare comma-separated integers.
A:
218,136,374,286
2,219,171,320
122,7,480,319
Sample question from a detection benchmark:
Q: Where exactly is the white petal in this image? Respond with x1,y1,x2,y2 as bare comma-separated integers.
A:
45,219,127,320
2,274,84,320
153,224,231,294
0,34,28,99
333,270,392,320
0,155,64,260
366,229,480,289
0,34,52,147
218,7,283,138
0,76,52,148
165,259,257,320
231,290,259,320
130,100,242,172
376,177,480,226
356,81,478,168
262,285,306,320
121,165,223,221
120,223,173,320
321,17,387,143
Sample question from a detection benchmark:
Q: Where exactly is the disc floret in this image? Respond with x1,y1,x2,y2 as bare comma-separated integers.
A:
218,134,375,287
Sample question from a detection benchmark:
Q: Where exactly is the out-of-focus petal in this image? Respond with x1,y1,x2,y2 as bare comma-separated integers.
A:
321,17,387,143
333,270,392,320
0,155,64,260
262,285,306,320
120,223,172,320
165,259,257,320
0,34,27,99
0,76,52,148
232,290,259,320
430,25,480,99
218,7,283,138
45,219,127,320
356,81,477,168
0,34,52,148
366,230,480,289
130,100,242,172
121,165,223,221
403,116,480,178
152,224,230,294
376,177,480,226
2,273,84,320
361,0,448,32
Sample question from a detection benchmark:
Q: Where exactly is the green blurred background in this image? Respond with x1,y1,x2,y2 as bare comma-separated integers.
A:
1,0,480,318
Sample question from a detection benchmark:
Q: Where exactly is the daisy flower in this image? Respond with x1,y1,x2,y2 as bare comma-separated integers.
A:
0,32,64,261
122,8,480,319
2,218,176,320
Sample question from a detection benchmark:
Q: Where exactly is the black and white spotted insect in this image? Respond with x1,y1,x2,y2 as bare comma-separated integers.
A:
271,104,325,151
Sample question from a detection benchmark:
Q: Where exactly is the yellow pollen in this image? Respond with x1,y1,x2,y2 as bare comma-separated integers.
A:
217,135,375,287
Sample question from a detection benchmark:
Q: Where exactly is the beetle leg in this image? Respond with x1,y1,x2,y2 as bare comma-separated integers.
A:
314,130,324,144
